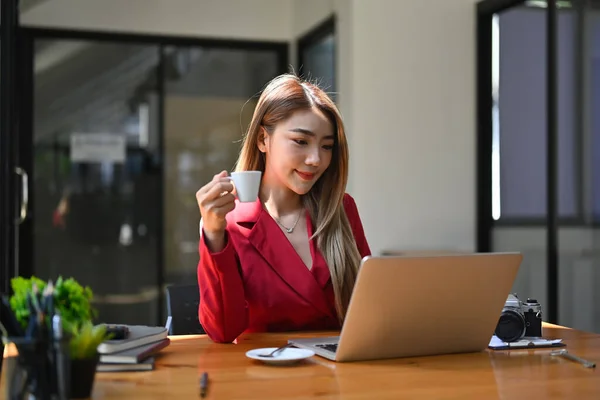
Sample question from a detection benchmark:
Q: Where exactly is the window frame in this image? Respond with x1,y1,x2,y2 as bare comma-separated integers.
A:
297,15,336,91
484,2,590,228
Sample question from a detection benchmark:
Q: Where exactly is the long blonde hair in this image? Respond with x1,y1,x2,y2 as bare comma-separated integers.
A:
235,74,361,323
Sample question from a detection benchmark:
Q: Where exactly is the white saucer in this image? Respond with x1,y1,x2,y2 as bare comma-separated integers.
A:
245,347,315,365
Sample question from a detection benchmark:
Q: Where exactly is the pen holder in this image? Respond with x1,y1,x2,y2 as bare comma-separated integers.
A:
69,352,100,399
3,336,71,400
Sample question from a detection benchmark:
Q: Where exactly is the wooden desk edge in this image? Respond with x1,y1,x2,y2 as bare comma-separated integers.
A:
0,322,585,360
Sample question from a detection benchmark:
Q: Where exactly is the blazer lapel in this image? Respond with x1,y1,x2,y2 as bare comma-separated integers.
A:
234,199,334,318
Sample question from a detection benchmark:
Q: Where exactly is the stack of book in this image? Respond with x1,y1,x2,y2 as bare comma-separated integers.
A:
96,325,170,372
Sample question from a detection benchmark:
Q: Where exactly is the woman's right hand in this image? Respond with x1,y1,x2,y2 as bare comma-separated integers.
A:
196,171,236,251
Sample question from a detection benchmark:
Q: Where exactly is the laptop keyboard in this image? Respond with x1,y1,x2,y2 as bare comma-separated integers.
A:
316,343,338,353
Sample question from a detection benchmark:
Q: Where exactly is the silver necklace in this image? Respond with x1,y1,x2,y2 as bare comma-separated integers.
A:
273,209,303,234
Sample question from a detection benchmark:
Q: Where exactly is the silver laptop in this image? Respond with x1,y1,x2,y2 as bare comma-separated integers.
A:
289,252,522,362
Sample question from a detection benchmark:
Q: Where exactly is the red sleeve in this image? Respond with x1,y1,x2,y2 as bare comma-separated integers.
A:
197,227,249,343
343,194,372,258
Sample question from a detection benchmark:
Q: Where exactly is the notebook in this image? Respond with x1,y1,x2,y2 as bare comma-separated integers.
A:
99,338,170,364
97,357,155,372
488,335,565,350
97,325,168,354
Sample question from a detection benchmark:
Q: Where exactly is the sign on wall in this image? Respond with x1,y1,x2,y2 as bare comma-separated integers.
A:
70,133,126,163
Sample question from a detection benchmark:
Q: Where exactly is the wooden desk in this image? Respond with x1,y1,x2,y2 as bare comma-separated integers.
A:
3,323,600,399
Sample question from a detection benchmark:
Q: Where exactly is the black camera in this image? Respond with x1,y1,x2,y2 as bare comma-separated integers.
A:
494,294,542,342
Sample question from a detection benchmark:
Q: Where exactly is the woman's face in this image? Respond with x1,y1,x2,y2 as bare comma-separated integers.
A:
258,107,335,195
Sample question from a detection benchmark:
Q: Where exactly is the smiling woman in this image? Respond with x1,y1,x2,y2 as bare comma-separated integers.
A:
257,107,335,201
195,73,371,343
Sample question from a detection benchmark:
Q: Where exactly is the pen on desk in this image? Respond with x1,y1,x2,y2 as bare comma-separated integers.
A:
200,372,209,398
551,349,596,369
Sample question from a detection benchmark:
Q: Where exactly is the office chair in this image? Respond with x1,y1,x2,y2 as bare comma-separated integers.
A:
165,283,206,335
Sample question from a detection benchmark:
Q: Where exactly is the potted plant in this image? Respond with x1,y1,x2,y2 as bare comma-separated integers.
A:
67,321,107,398
9,275,109,399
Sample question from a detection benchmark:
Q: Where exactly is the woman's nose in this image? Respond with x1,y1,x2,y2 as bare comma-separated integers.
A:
305,147,321,166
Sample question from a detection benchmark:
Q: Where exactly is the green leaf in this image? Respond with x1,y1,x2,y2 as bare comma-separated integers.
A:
69,321,108,359
9,276,47,329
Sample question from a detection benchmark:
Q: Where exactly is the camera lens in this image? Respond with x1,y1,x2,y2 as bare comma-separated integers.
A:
495,309,526,342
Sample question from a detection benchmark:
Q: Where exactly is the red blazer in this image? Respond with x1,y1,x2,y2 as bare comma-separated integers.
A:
197,193,371,343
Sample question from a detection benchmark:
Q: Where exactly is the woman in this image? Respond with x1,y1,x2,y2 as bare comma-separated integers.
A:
195,74,371,343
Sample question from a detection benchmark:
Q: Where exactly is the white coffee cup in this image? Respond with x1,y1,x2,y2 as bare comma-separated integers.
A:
229,171,261,203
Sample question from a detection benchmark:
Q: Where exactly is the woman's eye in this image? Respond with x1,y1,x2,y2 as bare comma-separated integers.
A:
293,139,307,145
322,144,334,150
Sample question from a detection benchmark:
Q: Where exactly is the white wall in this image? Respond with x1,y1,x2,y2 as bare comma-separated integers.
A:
21,0,293,41
344,0,477,255
291,0,477,256
292,0,335,38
